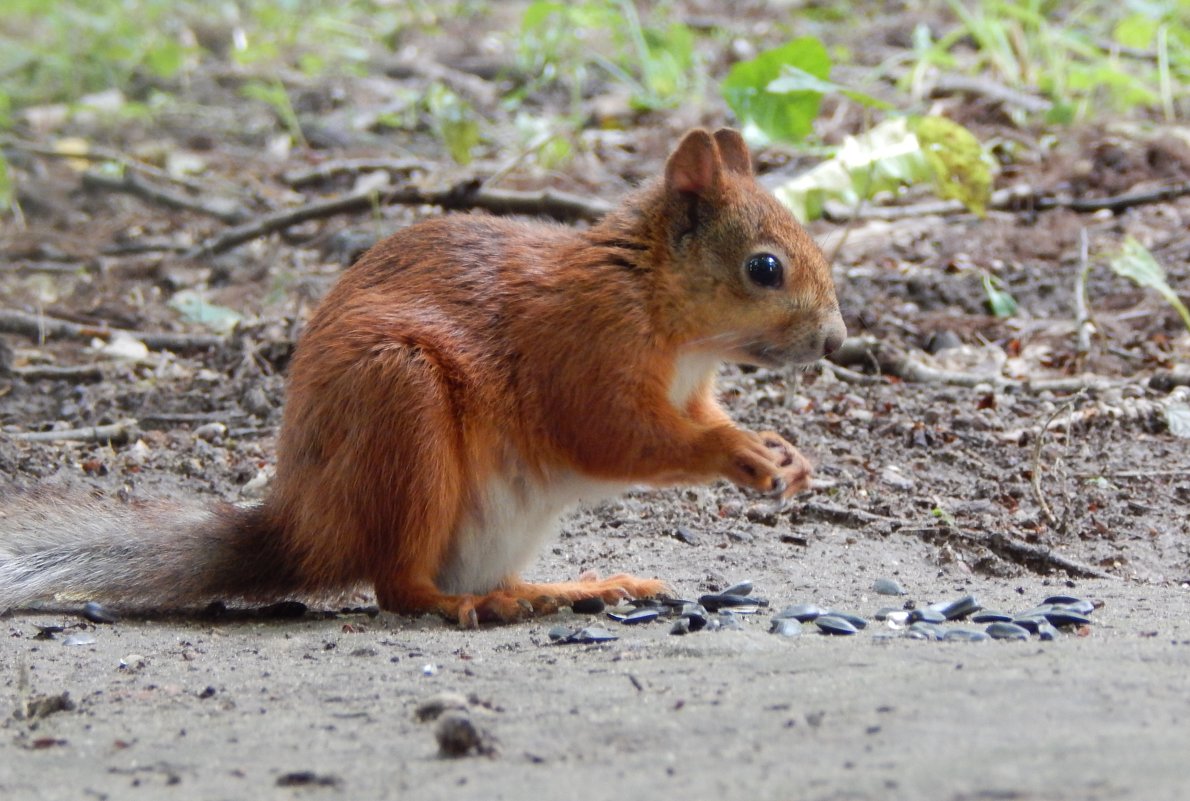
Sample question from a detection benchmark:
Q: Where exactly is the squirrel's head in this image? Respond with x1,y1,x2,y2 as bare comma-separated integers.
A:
656,128,846,367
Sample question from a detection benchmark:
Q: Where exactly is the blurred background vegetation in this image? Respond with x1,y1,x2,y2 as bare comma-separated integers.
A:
1,0,1187,223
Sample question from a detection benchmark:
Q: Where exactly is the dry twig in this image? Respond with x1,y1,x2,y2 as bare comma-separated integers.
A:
824,182,1190,221
185,181,614,258
281,158,423,188
1031,394,1082,528
9,419,137,445
1073,227,1095,363
4,363,105,381
82,169,249,224
0,309,224,351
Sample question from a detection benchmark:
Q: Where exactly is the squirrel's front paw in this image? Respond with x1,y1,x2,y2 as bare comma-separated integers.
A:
725,430,812,500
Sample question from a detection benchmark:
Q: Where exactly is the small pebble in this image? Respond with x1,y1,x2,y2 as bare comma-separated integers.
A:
814,615,858,636
414,692,469,722
62,633,96,647
669,618,692,636
873,578,907,596
435,711,496,758
986,622,1031,641
193,422,227,442
971,610,1013,624
118,654,147,671
769,618,803,637
715,612,744,631
550,626,618,644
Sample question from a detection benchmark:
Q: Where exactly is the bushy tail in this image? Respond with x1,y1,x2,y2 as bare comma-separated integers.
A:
0,489,304,610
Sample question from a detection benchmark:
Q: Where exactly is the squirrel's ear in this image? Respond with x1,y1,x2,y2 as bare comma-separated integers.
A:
665,129,721,196
713,128,752,176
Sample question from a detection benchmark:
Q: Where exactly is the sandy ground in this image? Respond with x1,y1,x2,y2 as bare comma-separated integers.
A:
3,572,1189,801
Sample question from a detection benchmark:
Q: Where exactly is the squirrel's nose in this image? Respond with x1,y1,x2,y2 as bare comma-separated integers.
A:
821,314,847,357
822,332,843,357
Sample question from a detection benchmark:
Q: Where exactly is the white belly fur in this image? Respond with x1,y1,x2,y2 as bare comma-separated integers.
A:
668,351,721,408
439,352,720,596
438,468,626,595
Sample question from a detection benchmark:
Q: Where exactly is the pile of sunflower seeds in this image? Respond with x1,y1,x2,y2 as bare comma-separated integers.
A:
547,580,1097,645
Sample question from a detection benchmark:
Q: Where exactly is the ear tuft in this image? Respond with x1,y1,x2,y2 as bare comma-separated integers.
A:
665,129,721,196
713,128,752,176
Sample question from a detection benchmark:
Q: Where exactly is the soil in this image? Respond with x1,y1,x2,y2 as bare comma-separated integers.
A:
2,4,1189,801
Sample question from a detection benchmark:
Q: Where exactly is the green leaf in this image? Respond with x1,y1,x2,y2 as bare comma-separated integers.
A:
1109,236,1190,332
425,84,479,166
909,115,991,216
772,116,933,221
767,65,891,110
168,290,243,335
1113,14,1158,49
981,273,1019,318
143,40,186,79
722,36,830,145
0,151,12,212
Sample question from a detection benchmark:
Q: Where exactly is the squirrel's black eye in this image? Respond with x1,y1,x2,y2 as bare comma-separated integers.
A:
745,253,784,289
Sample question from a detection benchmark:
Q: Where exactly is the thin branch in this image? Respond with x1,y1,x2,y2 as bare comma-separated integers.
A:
0,309,224,351
81,169,249,224
799,500,1117,579
824,182,1190,221
374,57,501,108
929,73,1053,113
1031,394,1081,528
1074,227,1095,362
9,419,137,445
913,528,1118,580
281,158,424,188
829,338,1126,394
4,363,105,381
184,181,614,258
819,361,883,385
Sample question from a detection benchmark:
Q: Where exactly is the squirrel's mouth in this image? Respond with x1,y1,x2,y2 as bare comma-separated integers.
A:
739,342,793,368
739,340,822,368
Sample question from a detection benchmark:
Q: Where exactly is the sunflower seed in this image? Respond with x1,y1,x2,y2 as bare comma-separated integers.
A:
815,615,858,635
774,603,825,622
986,622,1031,641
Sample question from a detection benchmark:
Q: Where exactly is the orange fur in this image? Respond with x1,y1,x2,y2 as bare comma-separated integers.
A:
251,127,845,626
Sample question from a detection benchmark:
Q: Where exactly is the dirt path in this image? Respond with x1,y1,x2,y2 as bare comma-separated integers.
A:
4,573,1189,801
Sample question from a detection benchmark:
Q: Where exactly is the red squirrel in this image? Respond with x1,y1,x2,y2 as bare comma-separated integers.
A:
0,128,845,627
